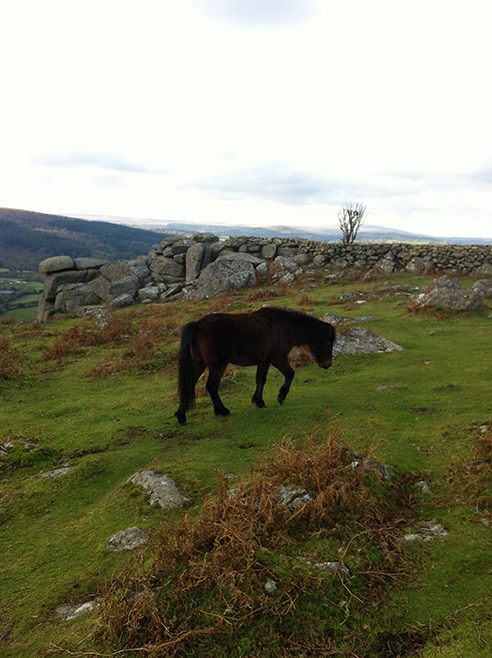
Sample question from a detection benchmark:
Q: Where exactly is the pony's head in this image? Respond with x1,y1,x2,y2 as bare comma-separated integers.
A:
310,322,336,369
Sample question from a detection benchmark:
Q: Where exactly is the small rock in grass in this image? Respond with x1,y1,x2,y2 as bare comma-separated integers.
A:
106,527,147,551
56,601,98,620
41,466,72,478
127,470,191,509
415,481,433,495
314,561,350,576
277,484,313,509
400,519,447,543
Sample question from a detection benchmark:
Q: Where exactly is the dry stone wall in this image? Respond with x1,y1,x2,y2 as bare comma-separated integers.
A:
36,235,492,321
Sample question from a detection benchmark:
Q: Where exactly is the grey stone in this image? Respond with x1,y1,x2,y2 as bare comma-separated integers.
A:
127,470,191,509
41,466,72,478
217,251,264,266
173,252,187,265
100,260,149,283
312,254,328,267
54,283,101,313
106,527,147,551
192,232,219,244
159,235,185,249
314,561,350,576
277,246,298,258
256,262,268,279
406,256,427,273
377,253,398,274
271,256,302,282
39,255,74,274
333,327,403,357
277,484,313,509
415,481,433,495
148,255,185,282
410,288,484,314
36,293,54,323
432,275,461,289
321,313,378,327
137,286,160,301
182,255,257,301
475,262,492,277
161,283,186,299
264,578,277,593
472,279,492,298
293,253,311,266
400,519,448,542
44,270,87,301
110,293,135,308
185,242,205,282
338,291,362,301
169,238,193,255
56,601,98,620
89,275,139,303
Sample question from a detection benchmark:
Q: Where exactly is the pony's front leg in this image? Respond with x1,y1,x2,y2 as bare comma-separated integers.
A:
206,365,230,416
252,362,270,408
272,355,294,405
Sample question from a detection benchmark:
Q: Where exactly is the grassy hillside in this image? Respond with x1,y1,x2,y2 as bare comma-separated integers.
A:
0,272,491,657
0,208,170,269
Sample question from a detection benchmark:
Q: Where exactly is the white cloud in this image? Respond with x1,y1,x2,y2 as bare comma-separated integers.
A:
0,0,491,237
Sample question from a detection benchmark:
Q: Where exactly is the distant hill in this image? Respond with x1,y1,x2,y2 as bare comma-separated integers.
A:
75,214,492,245
156,221,492,245
0,208,170,270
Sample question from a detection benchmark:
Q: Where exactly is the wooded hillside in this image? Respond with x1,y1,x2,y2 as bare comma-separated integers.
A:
0,208,170,269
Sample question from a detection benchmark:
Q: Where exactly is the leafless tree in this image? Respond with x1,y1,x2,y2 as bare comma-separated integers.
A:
338,203,367,244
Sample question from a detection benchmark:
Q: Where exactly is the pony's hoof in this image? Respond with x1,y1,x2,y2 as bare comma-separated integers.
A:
215,407,230,417
174,411,187,425
277,396,285,405
252,398,266,408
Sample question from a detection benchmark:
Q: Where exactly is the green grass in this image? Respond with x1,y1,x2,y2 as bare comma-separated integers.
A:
1,273,491,657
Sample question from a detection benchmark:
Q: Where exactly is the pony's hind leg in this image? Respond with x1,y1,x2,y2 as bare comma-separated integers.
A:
271,355,295,405
252,362,270,408
206,364,230,416
175,359,205,425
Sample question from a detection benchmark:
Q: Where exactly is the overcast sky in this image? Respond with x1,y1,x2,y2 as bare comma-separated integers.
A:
2,0,492,237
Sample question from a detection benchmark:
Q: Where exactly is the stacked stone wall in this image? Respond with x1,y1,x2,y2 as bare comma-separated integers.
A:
36,236,492,321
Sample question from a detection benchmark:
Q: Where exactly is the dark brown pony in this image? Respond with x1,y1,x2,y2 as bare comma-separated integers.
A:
174,307,336,425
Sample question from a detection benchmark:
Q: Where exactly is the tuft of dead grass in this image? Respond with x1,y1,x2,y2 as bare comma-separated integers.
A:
40,310,181,377
207,293,238,314
0,336,26,380
244,288,279,303
445,423,492,523
97,429,411,657
40,314,135,361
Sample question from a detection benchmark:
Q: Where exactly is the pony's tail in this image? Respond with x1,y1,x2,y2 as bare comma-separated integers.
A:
176,321,200,416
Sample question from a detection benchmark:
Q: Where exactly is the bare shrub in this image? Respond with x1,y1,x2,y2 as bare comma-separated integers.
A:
98,430,408,657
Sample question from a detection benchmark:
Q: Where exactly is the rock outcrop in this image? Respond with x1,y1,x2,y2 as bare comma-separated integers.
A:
409,277,485,314
36,234,492,321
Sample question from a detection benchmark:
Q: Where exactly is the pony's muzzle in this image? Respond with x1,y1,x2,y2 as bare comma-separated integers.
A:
319,358,332,369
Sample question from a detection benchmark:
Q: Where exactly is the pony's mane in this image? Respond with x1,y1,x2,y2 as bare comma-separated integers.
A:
256,306,320,324
257,306,314,320
257,306,336,339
